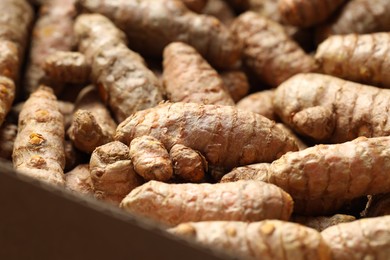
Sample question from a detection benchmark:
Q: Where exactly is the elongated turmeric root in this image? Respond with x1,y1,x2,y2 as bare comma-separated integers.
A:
163,42,234,106
90,141,143,204
169,220,330,260
292,214,356,232
74,14,164,123
129,136,173,182
231,11,316,87
273,73,390,143
0,77,16,128
13,86,65,186
236,90,275,120
222,136,390,215
321,216,390,260
65,164,93,196
316,0,390,42
79,0,241,69
315,33,390,88
278,0,345,27
220,70,250,103
115,102,298,172
120,180,293,227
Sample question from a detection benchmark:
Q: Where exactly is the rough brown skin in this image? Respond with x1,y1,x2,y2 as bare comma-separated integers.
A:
362,194,390,217
180,0,208,12
201,0,236,26
79,0,242,69
315,33,390,89
222,136,390,215
169,144,207,183
231,12,316,87
0,41,19,83
43,51,90,84
90,141,143,205
278,0,345,28
13,86,65,186
321,216,390,260
220,70,250,103
169,220,331,260
249,0,281,22
163,42,234,106
274,73,390,143
317,0,390,42
276,123,307,151
115,102,299,172
236,90,275,121
68,86,117,153
0,77,15,128
0,122,17,160
120,180,294,227
292,214,356,232
130,136,173,182
65,164,93,196
74,14,164,123
24,0,77,95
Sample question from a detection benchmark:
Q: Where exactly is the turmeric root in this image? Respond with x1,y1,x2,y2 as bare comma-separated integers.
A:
65,164,93,196
90,141,143,205
64,140,84,172
68,86,117,153
273,73,390,143
0,122,17,160
169,144,207,183
24,0,77,95
276,123,307,151
315,33,390,88
129,136,173,182
43,51,90,84
316,0,390,42
180,0,208,12
321,216,390,260
0,41,19,83
79,0,241,69
0,77,16,128
13,86,65,186
222,136,390,215
115,102,299,172
74,14,164,123
362,194,390,217
163,42,234,106
231,11,316,87
120,180,293,227
201,0,236,26
220,70,250,103
236,90,276,120
169,220,330,260
292,214,356,232
278,0,345,27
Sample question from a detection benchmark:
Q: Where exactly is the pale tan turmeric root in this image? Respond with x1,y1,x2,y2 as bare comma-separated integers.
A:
0,41,19,83
362,194,390,217
129,136,173,182
231,11,316,87
68,86,117,153
169,220,330,260
43,51,90,84
220,70,250,103
65,164,93,196
273,73,390,143
24,0,77,95
278,0,345,27
169,144,207,183
0,122,17,160
163,42,234,106
222,136,390,215
292,214,356,232
321,216,390,260
74,14,164,123
115,102,299,172
90,141,143,205
79,0,241,69
13,86,65,186
201,0,236,26
276,123,307,151
315,33,390,88
0,77,16,128
317,0,390,42
180,0,208,12
120,180,293,227
236,90,275,120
